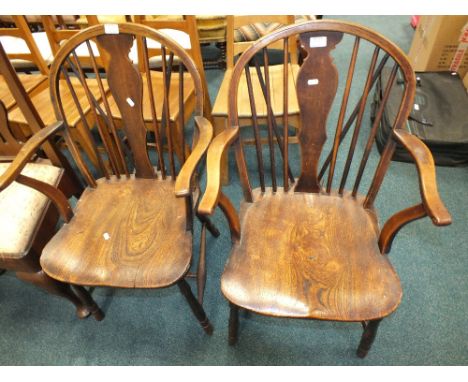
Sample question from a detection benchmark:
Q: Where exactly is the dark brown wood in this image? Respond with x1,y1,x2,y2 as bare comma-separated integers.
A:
295,31,343,193
352,63,398,196
199,20,451,356
97,33,155,179
357,319,382,358
245,65,265,192
282,38,289,192
228,303,239,345
142,36,165,178
379,204,427,254
319,53,390,182
327,36,360,193
338,46,379,194
197,223,207,304
178,279,213,335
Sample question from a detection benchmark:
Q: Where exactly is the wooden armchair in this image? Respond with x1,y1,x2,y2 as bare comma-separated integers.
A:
197,20,452,357
33,23,218,334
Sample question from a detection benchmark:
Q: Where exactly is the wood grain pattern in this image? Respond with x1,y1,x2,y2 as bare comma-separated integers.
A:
96,33,154,179
221,188,401,321
40,176,192,288
294,31,343,193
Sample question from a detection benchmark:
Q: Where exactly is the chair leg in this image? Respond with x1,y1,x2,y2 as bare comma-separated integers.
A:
357,319,382,358
178,279,213,335
16,270,96,319
228,303,239,346
72,285,105,321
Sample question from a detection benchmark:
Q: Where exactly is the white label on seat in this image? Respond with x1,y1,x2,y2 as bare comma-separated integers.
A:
104,24,119,34
308,78,319,86
309,36,327,48
103,232,111,240
126,97,135,107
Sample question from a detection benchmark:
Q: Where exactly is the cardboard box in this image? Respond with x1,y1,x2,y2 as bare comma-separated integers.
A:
408,16,468,77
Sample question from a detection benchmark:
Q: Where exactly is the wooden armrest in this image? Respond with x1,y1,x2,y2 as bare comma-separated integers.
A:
393,129,451,226
0,121,64,191
175,116,214,197
198,126,239,215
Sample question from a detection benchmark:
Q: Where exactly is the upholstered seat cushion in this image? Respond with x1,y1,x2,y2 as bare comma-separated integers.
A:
0,162,62,259
0,32,54,68
234,15,314,42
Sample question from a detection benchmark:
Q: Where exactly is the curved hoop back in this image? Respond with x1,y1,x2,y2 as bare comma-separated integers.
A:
227,20,416,205
49,23,205,187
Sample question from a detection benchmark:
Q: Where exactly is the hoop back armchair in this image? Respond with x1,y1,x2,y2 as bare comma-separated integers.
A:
197,20,452,357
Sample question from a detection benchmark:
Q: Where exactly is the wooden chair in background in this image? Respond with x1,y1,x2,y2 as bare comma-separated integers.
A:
0,16,49,125
24,24,218,334
198,20,452,357
5,16,108,169
212,15,300,184
0,42,102,319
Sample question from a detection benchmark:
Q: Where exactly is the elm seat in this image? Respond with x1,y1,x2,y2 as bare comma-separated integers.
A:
40,177,192,289
0,162,62,259
221,188,402,322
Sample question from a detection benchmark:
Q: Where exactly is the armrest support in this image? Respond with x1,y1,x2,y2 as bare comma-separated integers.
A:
393,129,451,226
0,121,64,191
175,116,213,197
198,126,239,215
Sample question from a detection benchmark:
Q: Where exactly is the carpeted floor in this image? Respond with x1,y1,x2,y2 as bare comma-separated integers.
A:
0,15,466,365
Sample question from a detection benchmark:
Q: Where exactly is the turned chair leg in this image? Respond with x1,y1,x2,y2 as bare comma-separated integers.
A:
16,270,99,319
357,319,382,358
228,303,239,346
72,285,105,321
178,279,213,335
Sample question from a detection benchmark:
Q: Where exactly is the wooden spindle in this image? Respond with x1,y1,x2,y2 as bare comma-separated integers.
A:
179,63,186,164
326,36,360,193
142,37,165,178
67,53,111,179
60,65,117,178
338,46,379,194
318,53,390,181
85,40,130,178
161,46,176,179
253,57,295,184
245,64,265,192
283,37,290,191
352,63,398,196
261,49,277,191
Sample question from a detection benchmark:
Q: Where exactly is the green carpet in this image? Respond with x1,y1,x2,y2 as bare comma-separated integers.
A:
0,16,466,365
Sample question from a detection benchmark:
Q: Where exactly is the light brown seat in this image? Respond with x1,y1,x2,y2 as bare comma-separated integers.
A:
0,73,47,111
0,161,61,259
41,176,192,288
221,188,401,321
106,71,194,123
